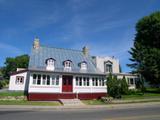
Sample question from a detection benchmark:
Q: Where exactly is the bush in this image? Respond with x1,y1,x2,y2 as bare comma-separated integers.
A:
120,76,129,95
0,80,9,89
107,74,121,98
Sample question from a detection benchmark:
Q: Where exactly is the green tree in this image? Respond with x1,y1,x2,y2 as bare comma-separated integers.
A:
128,11,160,85
107,74,121,98
120,76,129,95
2,54,29,79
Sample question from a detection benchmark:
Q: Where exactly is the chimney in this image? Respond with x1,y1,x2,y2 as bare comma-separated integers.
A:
33,37,40,49
82,46,89,56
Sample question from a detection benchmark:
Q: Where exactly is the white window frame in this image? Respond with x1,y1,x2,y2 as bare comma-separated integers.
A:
80,62,87,70
104,61,113,73
64,60,72,71
15,76,24,85
32,73,59,86
46,58,55,71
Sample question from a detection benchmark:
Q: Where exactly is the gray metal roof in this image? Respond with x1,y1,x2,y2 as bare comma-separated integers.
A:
29,46,101,74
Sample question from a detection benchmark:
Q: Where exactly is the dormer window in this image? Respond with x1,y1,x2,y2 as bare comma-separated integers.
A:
63,60,72,71
104,61,112,73
80,61,87,70
45,58,55,71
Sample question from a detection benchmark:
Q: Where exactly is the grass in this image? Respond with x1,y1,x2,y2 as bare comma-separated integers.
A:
83,93,160,105
145,88,160,93
82,99,105,105
0,91,25,97
0,100,61,106
122,93,160,100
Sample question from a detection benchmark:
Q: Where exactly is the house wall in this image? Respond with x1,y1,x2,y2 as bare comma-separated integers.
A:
73,75,107,93
94,56,120,73
9,72,28,91
28,73,62,93
28,73,107,94
27,72,107,100
116,74,138,89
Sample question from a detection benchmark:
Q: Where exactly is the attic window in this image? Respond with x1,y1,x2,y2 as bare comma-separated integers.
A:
104,61,112,73
45,58,55,71
80,61,87,70
63,60,72,71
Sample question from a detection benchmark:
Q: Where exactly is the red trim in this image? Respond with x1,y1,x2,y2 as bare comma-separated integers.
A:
28,93,107,101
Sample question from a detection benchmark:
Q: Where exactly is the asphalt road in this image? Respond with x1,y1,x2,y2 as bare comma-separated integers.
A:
0,105,160,120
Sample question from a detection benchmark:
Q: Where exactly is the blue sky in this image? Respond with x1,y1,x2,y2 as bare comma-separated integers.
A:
0,0,160,72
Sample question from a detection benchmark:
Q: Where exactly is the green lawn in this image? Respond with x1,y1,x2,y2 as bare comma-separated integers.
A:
0,100,61,106
145,88,160,93
122,93,160,100
0,91,25,96
82,99,106,105
83,93,160,105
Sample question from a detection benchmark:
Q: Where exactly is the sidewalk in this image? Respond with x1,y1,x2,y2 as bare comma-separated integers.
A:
0,102,160,111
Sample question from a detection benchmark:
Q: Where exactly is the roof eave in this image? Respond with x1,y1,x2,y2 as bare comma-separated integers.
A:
28,68,106,76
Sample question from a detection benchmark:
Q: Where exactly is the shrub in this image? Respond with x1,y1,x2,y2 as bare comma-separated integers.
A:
107,74,121,98
120,76,129,95
0,80,9,89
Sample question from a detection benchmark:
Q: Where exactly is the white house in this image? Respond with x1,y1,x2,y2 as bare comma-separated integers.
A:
9,38,138,100
92,56,138,89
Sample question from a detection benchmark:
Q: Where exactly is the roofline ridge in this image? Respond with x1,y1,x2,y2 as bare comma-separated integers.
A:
40,45,82,52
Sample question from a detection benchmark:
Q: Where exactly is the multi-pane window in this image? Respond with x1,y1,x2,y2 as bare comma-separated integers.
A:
47,75,50,85
37,74,41,85
79,77,82,86
127,78,134,85
52,76,55,85
86,77,89,86
15,76,24,84
64,60,72,71
76,77,79,86
102,78,105,86
75,76,91,86
92,77,106,86
99,79,102,86
92,78,95,86
46,58,55,71
33,74,37,85
47,59,54,66
42,75,46,85
83,77,86,86
96,78,98,86
104,61,113,73
56,76,59,85
105,64,112,73
76,76,88,86
32,74,59,86
51,75,59,85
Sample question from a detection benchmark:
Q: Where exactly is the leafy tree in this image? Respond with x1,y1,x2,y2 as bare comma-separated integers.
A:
128,11,160,85
120,76,128,95
2,54,29,79
107,74,121,98
135,75,146,94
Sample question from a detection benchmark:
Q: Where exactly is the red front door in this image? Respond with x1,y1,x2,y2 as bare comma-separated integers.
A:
62,75,73,92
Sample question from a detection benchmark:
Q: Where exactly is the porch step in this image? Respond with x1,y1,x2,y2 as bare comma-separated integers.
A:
59,99,85,106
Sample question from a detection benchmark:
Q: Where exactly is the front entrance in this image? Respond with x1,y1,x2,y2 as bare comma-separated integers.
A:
62,75,73,92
